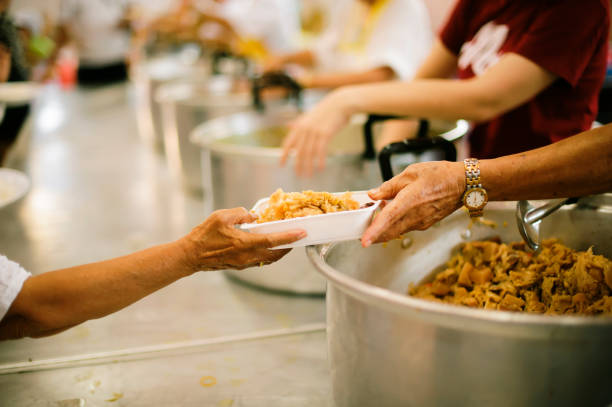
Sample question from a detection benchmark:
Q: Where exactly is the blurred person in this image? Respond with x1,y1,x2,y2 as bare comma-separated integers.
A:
194,0,299,59
262,0,433,89
52,0,135,86
137,0,299,62
361,123,612,246
279,0,609,175
12,9,56,80
0,0,31,165
0,208,306,340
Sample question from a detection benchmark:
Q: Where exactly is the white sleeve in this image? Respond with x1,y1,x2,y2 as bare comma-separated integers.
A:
365,0,434,79
0,256,31,321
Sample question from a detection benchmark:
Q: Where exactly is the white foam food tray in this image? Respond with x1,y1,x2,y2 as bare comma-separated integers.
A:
240,191,381,249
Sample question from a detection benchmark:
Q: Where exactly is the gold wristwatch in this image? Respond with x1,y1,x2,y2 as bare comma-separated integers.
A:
462,158,488,217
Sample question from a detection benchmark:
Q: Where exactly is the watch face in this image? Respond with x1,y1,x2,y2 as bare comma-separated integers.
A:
466,189,486,209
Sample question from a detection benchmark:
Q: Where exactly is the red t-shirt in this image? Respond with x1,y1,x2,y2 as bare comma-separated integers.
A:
440,0,609,158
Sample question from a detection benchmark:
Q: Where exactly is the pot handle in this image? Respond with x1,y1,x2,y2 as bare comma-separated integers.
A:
378,136,457,181
362,114,424,159
211,49,250,76
516,197,579,252
251,71,303,112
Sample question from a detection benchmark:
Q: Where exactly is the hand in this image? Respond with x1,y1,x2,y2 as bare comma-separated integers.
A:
361,161,465,247
180,208,306,271
280,89,353,176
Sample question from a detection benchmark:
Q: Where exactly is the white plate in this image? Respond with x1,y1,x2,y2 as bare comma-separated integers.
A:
0,168,30,209
0,82,41,106
240,191,381,249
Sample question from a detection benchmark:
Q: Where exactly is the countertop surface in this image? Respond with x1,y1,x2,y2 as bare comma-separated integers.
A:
0,83,331,406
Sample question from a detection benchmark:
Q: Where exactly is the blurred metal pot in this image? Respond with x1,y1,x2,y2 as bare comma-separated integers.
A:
156,77,251,194
132,52,209,151
307,197,612,407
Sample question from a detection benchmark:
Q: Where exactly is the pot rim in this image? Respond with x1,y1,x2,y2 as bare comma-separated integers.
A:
190,111,366,159
306,205,612,332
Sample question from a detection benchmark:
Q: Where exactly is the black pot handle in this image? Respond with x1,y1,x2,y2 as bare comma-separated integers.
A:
362,115,430,160
378,136,457,181
251,71,303,112
211,49,250,76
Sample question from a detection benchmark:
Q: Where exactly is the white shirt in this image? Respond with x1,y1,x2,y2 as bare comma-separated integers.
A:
311,0,433,80
195,0,300,53
0,256,31,320
59,0,131,66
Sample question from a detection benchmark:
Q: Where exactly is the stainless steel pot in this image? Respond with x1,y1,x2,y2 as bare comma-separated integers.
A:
307,197,612,407
191,108,468,294
156,77,252,194
132,53,209,151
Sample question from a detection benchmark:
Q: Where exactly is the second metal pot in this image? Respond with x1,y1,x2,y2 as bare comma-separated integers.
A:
156,77,252,193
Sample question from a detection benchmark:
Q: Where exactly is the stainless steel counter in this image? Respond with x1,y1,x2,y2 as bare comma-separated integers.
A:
0,84,330,405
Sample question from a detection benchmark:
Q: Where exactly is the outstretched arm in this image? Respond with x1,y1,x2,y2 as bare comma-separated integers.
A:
362,124,612,246
1,208,305,340
298,66,395,89
281,41,556,175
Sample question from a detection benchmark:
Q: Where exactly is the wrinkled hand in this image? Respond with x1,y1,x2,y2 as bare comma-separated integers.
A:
361,161,465,247
280,90,352,176
180,208,306,271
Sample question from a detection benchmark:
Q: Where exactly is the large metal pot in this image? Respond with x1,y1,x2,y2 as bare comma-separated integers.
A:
307,197,612,407
191,109,468,294
156,77,252,194
132,52,209,151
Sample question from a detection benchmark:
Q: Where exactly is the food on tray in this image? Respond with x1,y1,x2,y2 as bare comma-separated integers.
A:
410,238,612,315
256,188,360,223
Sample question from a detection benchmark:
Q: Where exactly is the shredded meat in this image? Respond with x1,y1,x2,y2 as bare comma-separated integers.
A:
256,188,359,223
410,239,612,315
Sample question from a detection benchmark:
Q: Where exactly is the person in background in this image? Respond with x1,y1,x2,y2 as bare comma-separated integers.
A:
137,0,299,63
262,0,433,89
0,0,30,165
280,0,609,176
51,0,134,86
0,208,306,340
194,0,299,59
361,123,612,246
12,9,56,79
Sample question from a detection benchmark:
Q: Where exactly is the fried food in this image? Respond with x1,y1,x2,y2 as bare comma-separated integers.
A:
410,239,612,315
256,188,360,223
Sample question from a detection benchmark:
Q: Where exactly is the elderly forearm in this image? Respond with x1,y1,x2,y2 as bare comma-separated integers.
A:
3,241,193,338
481,125,612,201
305,66,395,89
